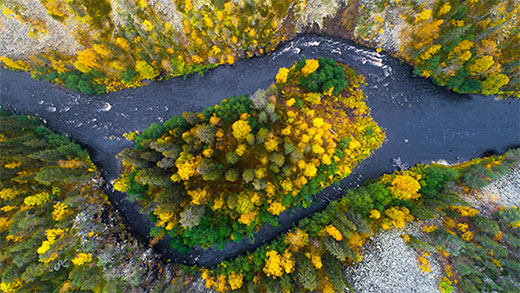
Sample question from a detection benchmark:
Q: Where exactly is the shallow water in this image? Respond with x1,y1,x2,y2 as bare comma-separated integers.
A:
1,34,519,267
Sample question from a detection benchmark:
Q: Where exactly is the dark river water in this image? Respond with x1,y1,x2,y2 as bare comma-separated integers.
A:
1,34,519,267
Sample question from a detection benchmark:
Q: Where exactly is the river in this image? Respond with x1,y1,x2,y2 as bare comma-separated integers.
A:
1,34,519,267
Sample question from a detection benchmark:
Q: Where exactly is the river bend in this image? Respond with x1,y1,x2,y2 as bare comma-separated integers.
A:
1,34,519,266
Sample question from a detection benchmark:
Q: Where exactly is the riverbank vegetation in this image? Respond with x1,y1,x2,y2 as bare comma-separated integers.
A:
199,148,520,292
114,58,385,251
1,112,519,292
0,0,305,94
0,0,517,97
411,202,520,292
0,113,188,292
355,0,519,97
406,151,520,292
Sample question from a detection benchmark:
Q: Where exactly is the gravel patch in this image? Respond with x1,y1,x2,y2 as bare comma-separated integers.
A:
346,165,520,293
356,0,413,52
458,164,520,214
0,0,84,59
186,277,213,293
147,0,184,32
480,164,520,208
293,0,342,31
346,223,441,293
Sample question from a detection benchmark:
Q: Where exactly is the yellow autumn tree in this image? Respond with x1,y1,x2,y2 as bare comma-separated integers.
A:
231,120,252,140
410,19,444,50
418,44,441,61
41,0,69,20
0,188,18,200
276,67,289,83
301,59,319,76
450,205,479,217
238,211,257,225
415,9,432,22
115,37,130,51
74,48,100,73
267,201,286,215
325,225,342,241
23,192,50,206
71,253,92,265
135,60,159,80
467,56,495,75
382,206,414,229
264,137,279,151
388,174,421,200
481,73,510,95
263,250,295,278
142,20,154,32
285,228,309,252
263,250,284,278
227,272,243,290
0,217,13,232
438,2,451,16
52,202,70,221
188,188,210,205
0,57,29,71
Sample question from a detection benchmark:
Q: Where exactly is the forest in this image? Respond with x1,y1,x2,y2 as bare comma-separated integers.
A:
0,113,193,291
0,0,518,97
355,0,519,97
1,0,519,292
114,58,385,251
2,112,519,292
200,149,520,292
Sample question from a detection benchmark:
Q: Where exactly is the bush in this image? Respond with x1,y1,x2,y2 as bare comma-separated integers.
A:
121,69,137,83
60,71,106,94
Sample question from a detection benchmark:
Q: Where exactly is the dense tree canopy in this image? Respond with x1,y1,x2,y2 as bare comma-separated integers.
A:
1,0,517,96
115,58,385,251
0,113,184,292
200,148,520,292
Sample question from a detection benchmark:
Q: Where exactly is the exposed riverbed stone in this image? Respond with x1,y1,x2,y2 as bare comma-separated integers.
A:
480,164,520,208
0,0,84,58
346,222,442,293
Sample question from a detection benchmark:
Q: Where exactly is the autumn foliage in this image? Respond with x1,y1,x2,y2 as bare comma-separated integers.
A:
2,112,518,292
357,0,519,97
115,58,385,251
198,165,420,291
0,0,297,93
0,113,186,291
0,0,517,96
0,114,105,290
200,149,520,292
